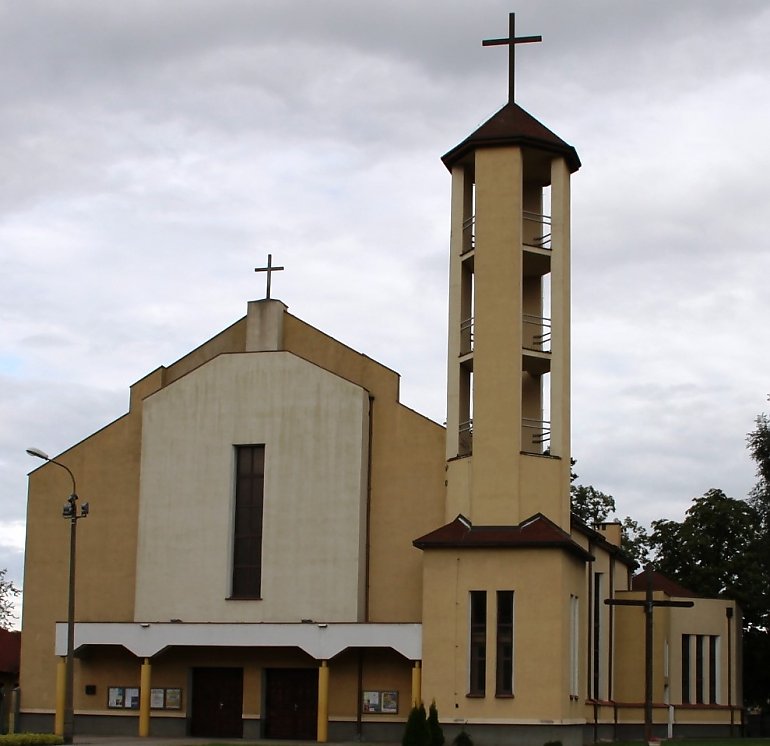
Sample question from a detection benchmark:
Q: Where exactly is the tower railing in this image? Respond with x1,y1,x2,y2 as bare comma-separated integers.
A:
522,418,551,450
522,314,551,353
523,211,551,250
462,215,476,254
459,418,474,455
460,316,474,355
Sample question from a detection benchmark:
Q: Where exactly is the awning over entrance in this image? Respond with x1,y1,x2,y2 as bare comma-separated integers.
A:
55,621,422,660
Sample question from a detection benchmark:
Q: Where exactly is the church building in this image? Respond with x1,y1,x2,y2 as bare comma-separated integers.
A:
20,14,742,745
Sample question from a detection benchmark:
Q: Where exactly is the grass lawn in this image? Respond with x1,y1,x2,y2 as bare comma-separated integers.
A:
196,742,770,746
603,741,770,746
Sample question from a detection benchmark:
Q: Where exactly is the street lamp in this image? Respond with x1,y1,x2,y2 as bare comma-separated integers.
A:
26,447,89,745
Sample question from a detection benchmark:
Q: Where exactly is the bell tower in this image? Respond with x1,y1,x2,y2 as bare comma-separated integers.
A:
416,16,589,729
443,13,580,530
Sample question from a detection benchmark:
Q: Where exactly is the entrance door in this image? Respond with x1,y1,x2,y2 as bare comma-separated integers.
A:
264,668,319,740
190,667,243,738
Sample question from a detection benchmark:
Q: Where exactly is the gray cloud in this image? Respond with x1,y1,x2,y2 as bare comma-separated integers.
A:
2,1,769,620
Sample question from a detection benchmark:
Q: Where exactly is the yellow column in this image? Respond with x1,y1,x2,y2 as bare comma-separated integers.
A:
317,660,329,743
54,657,66,736
138,658,152,737
411,661,422,707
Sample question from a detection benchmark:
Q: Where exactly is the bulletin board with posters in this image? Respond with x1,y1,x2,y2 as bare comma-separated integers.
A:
362,690,398,714
107,686,182,710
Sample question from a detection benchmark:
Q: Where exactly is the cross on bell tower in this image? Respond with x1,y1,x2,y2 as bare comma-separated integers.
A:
482,12,542,104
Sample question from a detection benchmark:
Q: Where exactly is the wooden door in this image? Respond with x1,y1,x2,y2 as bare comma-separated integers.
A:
190,667,243,738
264,668,318,740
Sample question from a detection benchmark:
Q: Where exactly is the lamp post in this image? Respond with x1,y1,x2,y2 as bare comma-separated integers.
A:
26,447,89,745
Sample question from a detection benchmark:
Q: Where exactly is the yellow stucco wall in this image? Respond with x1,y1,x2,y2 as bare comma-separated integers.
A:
612,590,739,726
470,147,524,526
420,547,585,724
668,597,740,707
22,409,142,712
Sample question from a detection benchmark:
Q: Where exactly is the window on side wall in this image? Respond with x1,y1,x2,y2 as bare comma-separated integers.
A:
681,634,720,704
468,591,487,696
496,591,514,696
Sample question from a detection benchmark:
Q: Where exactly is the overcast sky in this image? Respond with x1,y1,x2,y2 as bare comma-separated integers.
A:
2,1,769,625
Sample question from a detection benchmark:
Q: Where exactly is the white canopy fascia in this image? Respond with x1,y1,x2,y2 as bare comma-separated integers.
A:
55,621,422,660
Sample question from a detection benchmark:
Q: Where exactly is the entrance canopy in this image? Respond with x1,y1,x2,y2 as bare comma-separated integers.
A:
55,621,422,660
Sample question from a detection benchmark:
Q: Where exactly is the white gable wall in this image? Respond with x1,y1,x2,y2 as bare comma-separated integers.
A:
134,351,369,623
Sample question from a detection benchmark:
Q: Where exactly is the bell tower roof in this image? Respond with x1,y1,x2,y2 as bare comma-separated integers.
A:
441,102,581,174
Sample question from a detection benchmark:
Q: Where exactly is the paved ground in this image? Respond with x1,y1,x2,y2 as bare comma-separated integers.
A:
73,738,396,746
73,738,238,746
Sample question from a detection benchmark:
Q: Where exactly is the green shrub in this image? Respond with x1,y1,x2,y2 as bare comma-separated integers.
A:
427,700,444,746
453,729,473,746
402,703,429,746
0,735,64,746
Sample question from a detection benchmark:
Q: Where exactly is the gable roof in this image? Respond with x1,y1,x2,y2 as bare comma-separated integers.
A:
632,567,700,598
441,102,581,173
413,513,593,561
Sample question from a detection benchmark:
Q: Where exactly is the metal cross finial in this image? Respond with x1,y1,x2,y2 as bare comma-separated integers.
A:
482,12,542,104
254,253,284,300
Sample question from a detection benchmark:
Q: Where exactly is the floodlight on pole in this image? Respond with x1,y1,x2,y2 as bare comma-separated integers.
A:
26,447,89,745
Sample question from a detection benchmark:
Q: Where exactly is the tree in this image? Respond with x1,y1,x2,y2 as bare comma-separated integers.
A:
648,486,770,706
402,703,429,746
748,412,770,520
570,461,651,566
570,484,616,526
744,410,770,706
427,701,444,746
650,489,765,627
0,569,20,630
620,516,652,567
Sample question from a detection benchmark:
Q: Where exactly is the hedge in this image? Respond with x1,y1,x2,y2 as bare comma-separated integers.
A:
0,735,64,746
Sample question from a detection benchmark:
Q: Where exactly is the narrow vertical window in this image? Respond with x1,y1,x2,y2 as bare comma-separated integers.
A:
681,634,691,704
231,445,265,598
592,573,603,699
469,591,487,696
570,595,580,698
695,634,705,703
708,635,719,704
496,591,514,696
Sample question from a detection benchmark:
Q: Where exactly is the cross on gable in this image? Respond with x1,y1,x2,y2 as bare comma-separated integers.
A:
254,253,285,300
482,12,542,104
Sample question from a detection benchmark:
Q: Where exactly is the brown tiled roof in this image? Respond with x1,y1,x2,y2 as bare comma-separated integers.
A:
441,103,581,173
632,568,699,598
0,629,20,674
413,513,593,561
